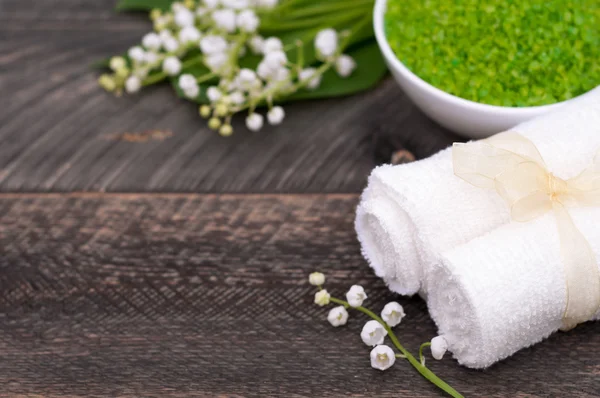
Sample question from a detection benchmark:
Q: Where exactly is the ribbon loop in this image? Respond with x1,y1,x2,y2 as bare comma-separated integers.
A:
453,132,600,330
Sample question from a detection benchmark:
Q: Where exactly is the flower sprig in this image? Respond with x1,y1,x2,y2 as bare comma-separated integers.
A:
308,272,463,398
99,0,364,136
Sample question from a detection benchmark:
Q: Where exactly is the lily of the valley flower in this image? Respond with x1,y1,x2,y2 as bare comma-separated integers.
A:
430,336,448,360
327,306,349,327
179,74,200,98
381,302,405,327
335,54,356,77
245,112,264,131
162,56,182,76
361,320,387,346
306,272,462,397
370,345,396,371
308,272,325,286
125,76,142,93
314,289,331,307
315,28,338,59
267,106,285,125
101,2,358,136
142,32,162,51
298,68,322,90
346,285,367,307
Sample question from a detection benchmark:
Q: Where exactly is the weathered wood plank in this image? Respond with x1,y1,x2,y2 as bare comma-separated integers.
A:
1,194,598,397
0,2,460,194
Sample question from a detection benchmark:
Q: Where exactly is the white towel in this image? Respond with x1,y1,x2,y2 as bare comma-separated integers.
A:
355,88,600,296
427,207,600,368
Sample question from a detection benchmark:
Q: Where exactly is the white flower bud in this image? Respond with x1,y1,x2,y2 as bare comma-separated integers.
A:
335,54,356,77
370,345,396,371
361,320,387,346
159,30,173,42
249,35,265,54
162,56,182,76
179,26,201,44
236,68,258,88
271,67,290,83
207,86,222,103
262,37,283,54
219,124,234,136
128,46,146,63
315,28,338,59
196,6,208,16
267,106,285,125
163,37,180,53
381,302,405,327
308,272,325,286
154,15,170,31
142,32,162,51
183,84,200,99
431,336,448,360
98,74,117,92
174,8,195,27
236,9,259,33
229,91,245,105
200,35,228,54
109,56,127,72
143,51,159,65
203,0,220,8
222,0,249,9
246,113,264,132
298,68,321,89
345,285,367,308
264,50,287,69
257,61,273,80
314,289,330,307
212,9,237,33
171,2,186,12
327,306,348,327
178,74,197,90
204,52,228,73
125,75,142,93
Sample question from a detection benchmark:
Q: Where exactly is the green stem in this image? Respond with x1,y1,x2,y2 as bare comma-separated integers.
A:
196,72,218,84
419,342,432,366
329,297,464,398
142,54,204,86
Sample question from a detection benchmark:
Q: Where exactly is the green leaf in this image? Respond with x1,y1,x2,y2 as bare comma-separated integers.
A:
116,0,174,11
286,40,387,101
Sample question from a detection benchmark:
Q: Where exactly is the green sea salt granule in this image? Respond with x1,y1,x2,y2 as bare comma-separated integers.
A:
385,0,600,107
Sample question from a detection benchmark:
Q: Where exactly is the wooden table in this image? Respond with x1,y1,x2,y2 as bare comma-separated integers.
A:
1,2,599,397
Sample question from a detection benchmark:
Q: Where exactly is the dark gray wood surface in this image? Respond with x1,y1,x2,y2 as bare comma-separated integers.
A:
2,1,598,397
2,194,599,397
0,0,459,193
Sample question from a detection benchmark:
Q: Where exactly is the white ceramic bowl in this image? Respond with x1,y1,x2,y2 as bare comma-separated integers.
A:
373,0,594,138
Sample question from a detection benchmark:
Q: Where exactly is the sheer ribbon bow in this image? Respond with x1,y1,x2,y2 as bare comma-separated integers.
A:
453,132,600,330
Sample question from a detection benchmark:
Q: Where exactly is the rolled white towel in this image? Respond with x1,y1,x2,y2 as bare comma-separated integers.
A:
427,207,600,369
355,88,600,296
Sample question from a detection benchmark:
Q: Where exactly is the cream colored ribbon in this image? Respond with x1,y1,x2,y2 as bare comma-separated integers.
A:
453,132,600,330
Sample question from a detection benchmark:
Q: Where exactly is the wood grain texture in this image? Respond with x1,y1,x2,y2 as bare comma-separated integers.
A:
0,0,460,194
1,194,599,397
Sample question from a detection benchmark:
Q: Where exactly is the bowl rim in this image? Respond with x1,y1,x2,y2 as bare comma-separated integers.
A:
373,0,584,116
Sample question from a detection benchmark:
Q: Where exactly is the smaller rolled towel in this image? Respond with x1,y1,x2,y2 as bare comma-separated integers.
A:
427,207,600,368
355,88,600,296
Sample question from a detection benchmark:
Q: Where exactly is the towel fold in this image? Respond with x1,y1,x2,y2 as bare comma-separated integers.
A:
427,207,600,368
355,89,600,296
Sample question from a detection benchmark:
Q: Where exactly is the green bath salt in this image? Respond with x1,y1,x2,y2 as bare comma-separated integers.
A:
385,0,600,107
